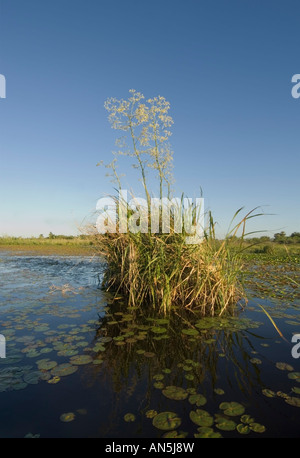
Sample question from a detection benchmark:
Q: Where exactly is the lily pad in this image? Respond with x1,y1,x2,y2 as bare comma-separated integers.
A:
60,412,75,423
37,360,57,371
219,402,245,416
276,362,294,371
162,386,188,401
285,396,300,407
236,423,250,434
51,363,78,377
214,388,225,395
124,413,136,422
181,328,199,336
215,416,237,431
69,355,93,365
195,427,222,438
145,410,157,419
249,422,266,433
288,372,300,383
152,412,182,431
190,409,213,427
240,414,255,424
262,388,276,398
151,327,167,334
188,394,207,407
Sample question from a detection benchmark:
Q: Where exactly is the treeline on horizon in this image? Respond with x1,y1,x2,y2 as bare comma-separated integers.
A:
0,231,299,244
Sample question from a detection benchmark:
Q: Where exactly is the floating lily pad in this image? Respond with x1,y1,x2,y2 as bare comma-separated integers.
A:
288,372,300,382
60,412,75,423
240,414,255,424
69,355,93,365
237,423,250,434
124,413,136,422
181,328,199,336
219,402,245,416
285,397,300,407
262,389,276,398
23,371,42,385
195,427,222,438
152,412,182,431
188,394,207,407
250,358,262,365
215,416,237,431
214,388,225,395
190,409,213,427
37,360,57,371
151,327,167,334
163,430,188,438
249,422,266,433
292,386,300,395
47,376,61,384
144,352,155,358
145,410,157,419
51,363,78,377
276,362,294,371
162,386,188,401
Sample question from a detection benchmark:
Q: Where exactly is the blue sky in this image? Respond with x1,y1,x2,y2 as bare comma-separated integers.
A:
0,0,299,237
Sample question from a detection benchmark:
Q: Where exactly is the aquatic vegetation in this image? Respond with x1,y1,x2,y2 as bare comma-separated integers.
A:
152,412,182,431
60,412,76,423
124,413,136,422
162,386,188,401
219,402,245,417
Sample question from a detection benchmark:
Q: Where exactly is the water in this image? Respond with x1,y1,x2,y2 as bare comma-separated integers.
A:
0,251,299,438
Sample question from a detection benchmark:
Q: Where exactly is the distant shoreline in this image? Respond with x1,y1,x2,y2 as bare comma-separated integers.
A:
0,244,95,256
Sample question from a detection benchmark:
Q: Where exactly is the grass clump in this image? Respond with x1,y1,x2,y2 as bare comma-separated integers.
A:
92,90,257,315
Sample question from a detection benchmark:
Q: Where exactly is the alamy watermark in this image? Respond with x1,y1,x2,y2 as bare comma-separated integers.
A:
0,74,6,99
291,74,300,99
96,190,204,244
291,334,300,359
0,334,6,358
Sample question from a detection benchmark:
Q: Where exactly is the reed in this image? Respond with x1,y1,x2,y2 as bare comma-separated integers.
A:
93,90,258,315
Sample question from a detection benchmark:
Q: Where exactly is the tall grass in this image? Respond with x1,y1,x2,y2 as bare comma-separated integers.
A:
91,204,260,315
92,90,259,315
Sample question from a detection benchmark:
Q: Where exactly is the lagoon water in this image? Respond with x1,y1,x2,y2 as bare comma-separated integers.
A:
0,251,299,438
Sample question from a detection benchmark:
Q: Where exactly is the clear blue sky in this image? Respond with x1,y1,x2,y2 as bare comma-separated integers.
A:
0,0,299,237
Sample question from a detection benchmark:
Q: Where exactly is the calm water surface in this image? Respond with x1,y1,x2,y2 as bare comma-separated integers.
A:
0,251,299,438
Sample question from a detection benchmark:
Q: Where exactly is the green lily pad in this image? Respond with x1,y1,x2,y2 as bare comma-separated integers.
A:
250,358,262,365
181,328,199,336
276,362,294,371
188,394,207,407
145,410,157,419
292,386,300,395
162,386,188,401
124,413,136,422
237,423,250,434
151,327,167,334
69,355,93,365
60,412,75,423
163,430,188,438
23,371,43,385
288,372,300,382
219,402,245,416
285,396,300,407
37,360,57,371
262,388,276,398
51,363,78,377
190,409,213,427
249,422,266,433
214,388,225,395
215,416,237,431
152,412,182,431
195,427,222,438
240,414,255,424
